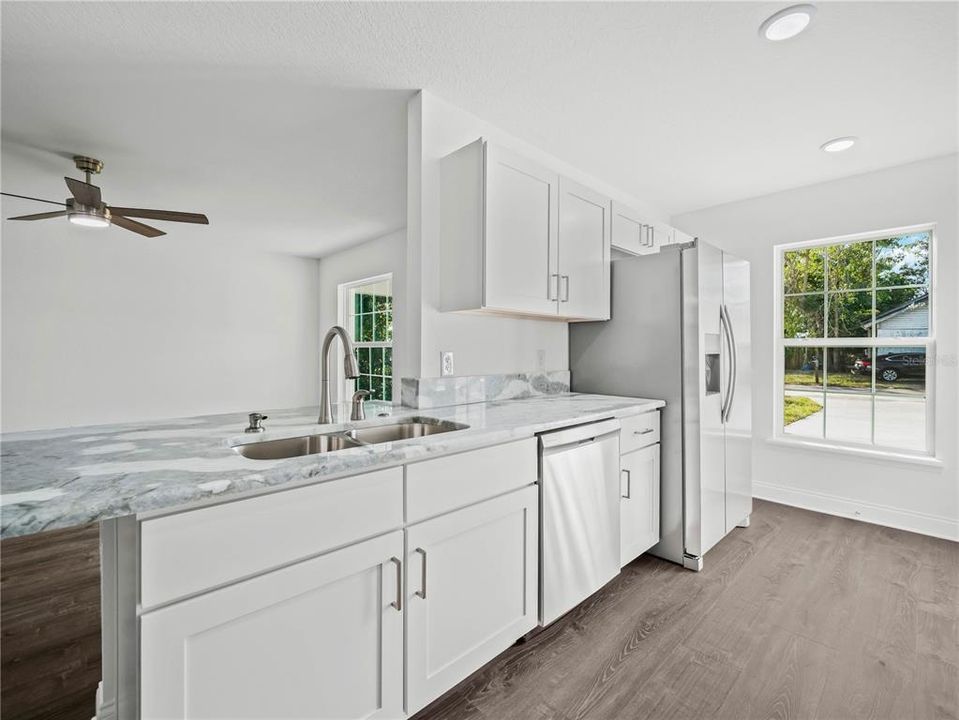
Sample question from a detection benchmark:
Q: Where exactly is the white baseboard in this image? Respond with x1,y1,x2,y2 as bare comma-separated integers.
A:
754,481,959,542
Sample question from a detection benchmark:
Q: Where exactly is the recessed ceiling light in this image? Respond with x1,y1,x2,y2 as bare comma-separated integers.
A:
820,137,857,153
760,4,816,41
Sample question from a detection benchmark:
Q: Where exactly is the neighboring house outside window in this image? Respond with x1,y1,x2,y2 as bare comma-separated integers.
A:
776,227,934,455
338,274,393,403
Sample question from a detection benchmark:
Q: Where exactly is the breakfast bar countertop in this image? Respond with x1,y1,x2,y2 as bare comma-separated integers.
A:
0,393,665,538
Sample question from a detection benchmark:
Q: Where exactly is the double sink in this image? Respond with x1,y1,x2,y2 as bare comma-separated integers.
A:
233,416,469,460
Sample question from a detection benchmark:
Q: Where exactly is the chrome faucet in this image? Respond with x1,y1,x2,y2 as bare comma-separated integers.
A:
351,389,371,421
319,325,360,425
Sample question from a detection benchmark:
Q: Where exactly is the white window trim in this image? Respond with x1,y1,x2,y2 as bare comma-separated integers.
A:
772,222,938,460
337,272,394,405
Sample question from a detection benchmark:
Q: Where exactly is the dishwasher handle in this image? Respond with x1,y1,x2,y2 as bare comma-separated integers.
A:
538,418,622,450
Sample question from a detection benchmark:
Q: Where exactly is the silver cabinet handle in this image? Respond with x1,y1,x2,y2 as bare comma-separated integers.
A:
415,547,427,599
561,275,570,302
549,273,560,301
634,428,654,435
621,468,631,499
389,557,402,611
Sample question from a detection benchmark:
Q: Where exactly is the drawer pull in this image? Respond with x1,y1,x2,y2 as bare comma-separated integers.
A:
389,557,402,611
415,547,427,599
634,428,655,435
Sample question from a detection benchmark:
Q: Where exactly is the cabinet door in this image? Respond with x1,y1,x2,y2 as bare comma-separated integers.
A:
611,202,658,256
406,486,538,715
141,531,404,720
611,202,649,256
484,143,560,316
620,444,661,567
558,177,611,320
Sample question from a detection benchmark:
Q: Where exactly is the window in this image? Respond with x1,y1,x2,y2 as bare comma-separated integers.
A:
339,274,393,402
775,226,934,455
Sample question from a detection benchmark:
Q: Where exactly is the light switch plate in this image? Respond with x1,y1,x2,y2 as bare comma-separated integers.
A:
440,351,455,377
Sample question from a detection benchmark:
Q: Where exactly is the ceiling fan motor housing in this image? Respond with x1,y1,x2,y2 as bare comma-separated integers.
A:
73,156,103,175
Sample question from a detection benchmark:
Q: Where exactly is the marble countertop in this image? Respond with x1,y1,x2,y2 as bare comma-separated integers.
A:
0,394,665,538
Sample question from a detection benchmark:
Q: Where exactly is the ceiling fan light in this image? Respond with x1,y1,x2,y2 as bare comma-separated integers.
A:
68,213,110,228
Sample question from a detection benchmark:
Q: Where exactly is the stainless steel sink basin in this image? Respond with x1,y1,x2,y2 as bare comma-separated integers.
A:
346,417,469,445
233,433,363,460
232,416,468,460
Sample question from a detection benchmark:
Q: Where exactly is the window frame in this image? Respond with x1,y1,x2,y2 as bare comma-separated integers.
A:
337,272,394,404
772,223,937,458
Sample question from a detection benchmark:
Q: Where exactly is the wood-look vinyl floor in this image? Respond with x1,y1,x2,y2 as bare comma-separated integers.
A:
0,523,101,720
413,499,959,720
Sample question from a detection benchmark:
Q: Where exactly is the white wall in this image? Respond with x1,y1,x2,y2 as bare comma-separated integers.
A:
317,228,406,402
673,154,959,540
406,91,668,379
1,228,320,432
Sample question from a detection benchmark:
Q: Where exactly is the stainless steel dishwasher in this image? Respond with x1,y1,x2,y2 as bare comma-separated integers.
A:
539,418,621,626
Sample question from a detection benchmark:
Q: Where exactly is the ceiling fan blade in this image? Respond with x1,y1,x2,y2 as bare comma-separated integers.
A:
7,210,68,221
1,192,67,207
64,177,102,206
111,215,165,238
108,207,209,225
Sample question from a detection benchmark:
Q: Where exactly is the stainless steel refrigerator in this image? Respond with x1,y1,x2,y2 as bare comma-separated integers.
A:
569,241,752,571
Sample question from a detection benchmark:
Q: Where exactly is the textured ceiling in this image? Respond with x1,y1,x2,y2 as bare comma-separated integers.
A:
2,2,956,256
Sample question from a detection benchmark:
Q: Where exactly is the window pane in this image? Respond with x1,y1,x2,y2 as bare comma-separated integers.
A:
875,396,926,452
372,311,391,342
875,348,926,393
825,347,871,392
371,347,384,376
357,347,371,375
783,248,824,294
824,392,872,445
826,290,873,338
357,375,371,392
353,312,362,341
360,293,374,313
876,233,929,289
359,314,374,342
784,294,824,338
875,288,929,339
784,347,824,438
384,376,393,402
825,348,872,444
383,347,393,376
828,241,873,291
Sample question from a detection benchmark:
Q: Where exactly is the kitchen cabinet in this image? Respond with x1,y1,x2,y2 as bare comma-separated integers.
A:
140,530,404,720
405,485,539,714
558,177,611,320
440,139,610,321
611,201,657,256
620,443,661,567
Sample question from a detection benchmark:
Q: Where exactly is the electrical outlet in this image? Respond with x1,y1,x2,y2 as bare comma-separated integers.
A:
440,351,455,377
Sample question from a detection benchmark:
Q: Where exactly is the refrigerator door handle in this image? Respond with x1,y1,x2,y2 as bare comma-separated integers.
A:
719,305,734,422
720,304,738,423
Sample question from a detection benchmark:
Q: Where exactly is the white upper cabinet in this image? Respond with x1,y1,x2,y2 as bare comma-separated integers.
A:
440,139,610,321
611,204,692,256
558,178,611,320
485,144,561,316
611,202,657,256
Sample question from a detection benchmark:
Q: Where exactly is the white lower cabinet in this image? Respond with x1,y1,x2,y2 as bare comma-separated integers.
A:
405,486,539,715
620,443,661,567
140,530,404,720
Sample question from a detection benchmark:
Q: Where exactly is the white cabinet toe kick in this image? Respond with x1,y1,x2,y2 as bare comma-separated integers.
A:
99,413,662,719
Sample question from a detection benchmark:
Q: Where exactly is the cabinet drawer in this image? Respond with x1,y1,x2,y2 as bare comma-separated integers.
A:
620,411,660,454
406,438,537,523
140,467,403,608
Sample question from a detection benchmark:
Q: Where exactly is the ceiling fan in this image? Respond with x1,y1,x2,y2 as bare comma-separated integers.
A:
1,156,209,237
